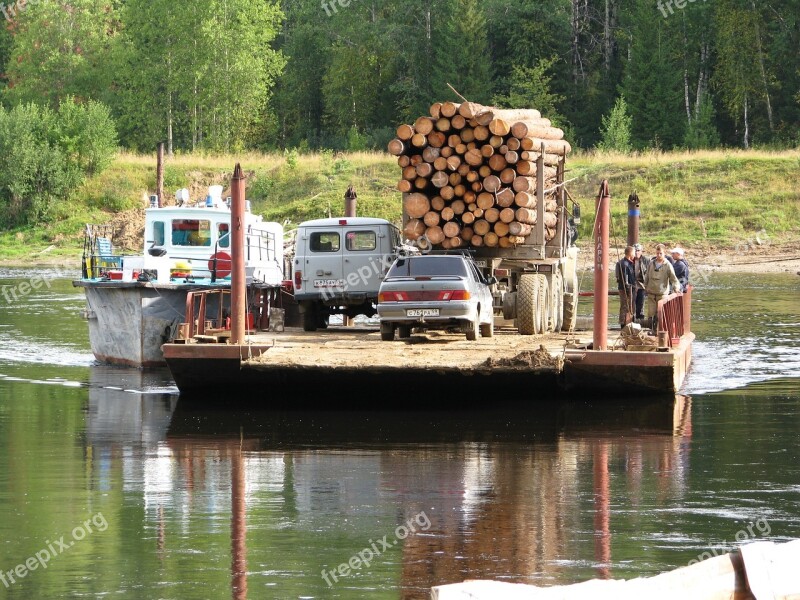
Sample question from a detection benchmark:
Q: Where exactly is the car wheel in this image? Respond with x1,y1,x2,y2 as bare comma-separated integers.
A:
466,316,479,341
380,322,395,341
480,318,494,338
398,325,412,339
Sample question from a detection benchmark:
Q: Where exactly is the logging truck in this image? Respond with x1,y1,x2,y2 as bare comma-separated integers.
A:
393,101,581,335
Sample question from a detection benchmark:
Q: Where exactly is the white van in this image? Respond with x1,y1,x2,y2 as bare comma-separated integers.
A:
291,217,402,331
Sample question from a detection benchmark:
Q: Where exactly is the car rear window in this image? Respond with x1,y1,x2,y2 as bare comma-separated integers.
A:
387,256,468,277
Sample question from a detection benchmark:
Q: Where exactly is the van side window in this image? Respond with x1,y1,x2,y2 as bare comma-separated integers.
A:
152,221,165,246
345,231,376,251
310,232,340,252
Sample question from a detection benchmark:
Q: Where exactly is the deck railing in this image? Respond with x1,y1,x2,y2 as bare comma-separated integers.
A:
657,285,692,347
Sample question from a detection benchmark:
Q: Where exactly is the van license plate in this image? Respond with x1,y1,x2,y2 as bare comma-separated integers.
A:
314,279,344,288
473,260,487,268
407,308,439,317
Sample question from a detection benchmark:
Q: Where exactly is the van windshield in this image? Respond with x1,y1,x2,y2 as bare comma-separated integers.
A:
387,256,468,278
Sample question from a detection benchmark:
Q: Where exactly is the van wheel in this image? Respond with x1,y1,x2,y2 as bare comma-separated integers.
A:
466,316,479,341
302,305,318,332
398,325,412,339
380,322,395,341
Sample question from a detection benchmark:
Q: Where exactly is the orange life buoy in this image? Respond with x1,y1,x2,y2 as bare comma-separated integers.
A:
208,251,232,278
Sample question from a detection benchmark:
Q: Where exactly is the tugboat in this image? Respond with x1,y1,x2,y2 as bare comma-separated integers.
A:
73,185,287,367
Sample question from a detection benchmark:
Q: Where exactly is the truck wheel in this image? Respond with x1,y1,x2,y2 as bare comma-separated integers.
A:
302,304,318,332
534,274,548,334
552,273,564,331
380,322,395,341
466,316,479,341
562,293,578,332
517,274,538,335
398,325,412,339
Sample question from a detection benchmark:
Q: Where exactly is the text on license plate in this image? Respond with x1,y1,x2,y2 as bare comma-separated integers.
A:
406,308,439,317
313,279,344,288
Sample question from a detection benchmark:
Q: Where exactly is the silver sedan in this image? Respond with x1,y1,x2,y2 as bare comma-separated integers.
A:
377,254,496,341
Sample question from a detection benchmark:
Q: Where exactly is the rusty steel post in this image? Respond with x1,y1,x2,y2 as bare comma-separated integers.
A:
344,185,357,217
627,192,640,246
230,164,247,345
156,142,165,208
594,181,611,350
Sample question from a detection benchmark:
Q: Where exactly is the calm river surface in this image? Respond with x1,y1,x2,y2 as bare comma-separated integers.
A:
0,268,798,599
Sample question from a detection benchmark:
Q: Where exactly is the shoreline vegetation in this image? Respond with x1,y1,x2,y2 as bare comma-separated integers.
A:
1,149,798,275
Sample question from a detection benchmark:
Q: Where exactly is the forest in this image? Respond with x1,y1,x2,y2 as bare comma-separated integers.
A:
0,0,798,154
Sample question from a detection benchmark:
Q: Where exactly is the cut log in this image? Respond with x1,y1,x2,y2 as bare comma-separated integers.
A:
402,165,417,181
453,184,466,197
451,114,466,130
441,206,455,222
510,120,561,139
484,232,499,247
494,220,510,237
542,211,558,228
484,207,500,223
411,133,428,148
499,167,516,184
457,163,471,176
414,116,435,135
431,196,445,211
473,219,491,236
509,222,533,236
465,148,484,166
508,235,526,245
488,118,510,137
515,207,537,224
428,131,446,148
474,125,490,141
415,162,433,178
422,146,440,163
486,108,542,121
429,102,442,119
440,185,455,200
476,192,495,210
462,212,475,225
471,235,484,247
403,219,425,240
458,101,483,119
488,154,507,172
425,226,445,245
505,150,519,164
435,117,451,132
451,199,466,215
423,211,440,227
489,135,504,148
460,127,475,143
461,226,474,240
440,146,453,158
396,123,414,140
404,193,431,219
520,137,572,155
496,187,515,207
449,172,462,186
498,209,516,228
433,156,449,172
446,155,461,171
414,177,428,190
483,175,502,193
515,160,534,176
478,165,492,178
387,138,407,156
512,176,536,193
514,191,536,208
443,221,460,238
397,179,412,193
440,101,459,118
431,171,449,188
506,136,521,151
398,155,411,168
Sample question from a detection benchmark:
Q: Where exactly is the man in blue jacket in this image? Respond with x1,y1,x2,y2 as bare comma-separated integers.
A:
669,247,689,292
615,246,636,327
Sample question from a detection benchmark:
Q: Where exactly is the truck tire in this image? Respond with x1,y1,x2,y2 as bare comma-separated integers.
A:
398,325,412,339
552,272,564,332
302,303,318,332
517,274,538,335
380,322,395,341
534,274,548,334
562,293,578,332
480,319,494,338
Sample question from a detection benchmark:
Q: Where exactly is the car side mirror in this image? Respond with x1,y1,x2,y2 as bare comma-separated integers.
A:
487,276,498,285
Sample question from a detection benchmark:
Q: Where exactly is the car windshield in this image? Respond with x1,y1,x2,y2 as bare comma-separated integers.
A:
387,256,468,278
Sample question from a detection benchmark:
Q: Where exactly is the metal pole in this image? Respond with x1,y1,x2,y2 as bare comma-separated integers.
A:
344,185,357,217
627,192,640,246
156,142,165,208
230,164,246,344
594,181,611,350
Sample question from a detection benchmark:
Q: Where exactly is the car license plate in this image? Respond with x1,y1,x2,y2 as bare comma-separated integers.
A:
406,308,439,317
313,279,344,288
473,260,487,268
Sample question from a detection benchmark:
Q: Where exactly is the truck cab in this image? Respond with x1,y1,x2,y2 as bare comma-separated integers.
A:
292,217,402,331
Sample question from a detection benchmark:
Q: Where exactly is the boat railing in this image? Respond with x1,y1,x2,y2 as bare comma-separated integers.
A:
183,289,231,338
656,285,692,347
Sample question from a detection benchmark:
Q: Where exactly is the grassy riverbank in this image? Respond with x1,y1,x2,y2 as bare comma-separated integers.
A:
1,149,799,265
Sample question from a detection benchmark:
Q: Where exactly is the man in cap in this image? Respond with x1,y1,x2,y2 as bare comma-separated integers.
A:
615,246,636,327
633,243,649,320
669,247,689,292
644,244,681,329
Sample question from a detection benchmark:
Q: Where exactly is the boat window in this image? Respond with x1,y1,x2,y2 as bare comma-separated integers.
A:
172,219,212,247
152,221,165,246
310,232,340,252
218,223,230,248
345,230,376,251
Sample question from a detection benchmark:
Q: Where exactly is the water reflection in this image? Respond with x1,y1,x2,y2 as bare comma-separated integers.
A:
84,381,691,599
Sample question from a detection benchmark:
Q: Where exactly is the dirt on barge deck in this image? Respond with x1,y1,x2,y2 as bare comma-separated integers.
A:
162,325,692,400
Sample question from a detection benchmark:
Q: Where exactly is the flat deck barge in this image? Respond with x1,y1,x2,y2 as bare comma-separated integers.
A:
162,325,694,398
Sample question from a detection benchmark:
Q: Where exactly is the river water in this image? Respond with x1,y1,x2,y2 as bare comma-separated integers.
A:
0,268,798,599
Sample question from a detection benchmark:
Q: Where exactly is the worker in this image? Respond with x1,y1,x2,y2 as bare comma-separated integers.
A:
633,243,650,321
644,244,680,330
669,247,689,292
615,246,636,327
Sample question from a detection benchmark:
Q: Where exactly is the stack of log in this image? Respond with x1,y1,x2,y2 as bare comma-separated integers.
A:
388,101,571,249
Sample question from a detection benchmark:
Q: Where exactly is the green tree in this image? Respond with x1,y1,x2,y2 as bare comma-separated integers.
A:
492,57,567,126
684,94,720,149
57,97,119,176
3,0,118,108
596,95,632,153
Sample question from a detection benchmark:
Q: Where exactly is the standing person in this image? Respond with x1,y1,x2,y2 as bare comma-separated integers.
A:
615,246,636,327
669,247,689,292
644,244,680,330
633,243,650,321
